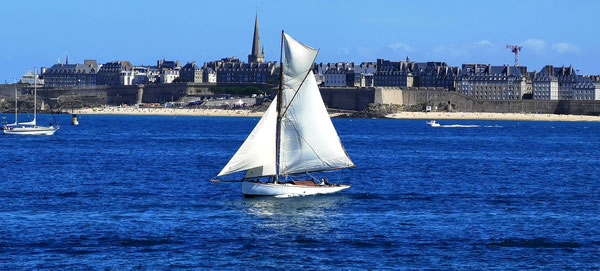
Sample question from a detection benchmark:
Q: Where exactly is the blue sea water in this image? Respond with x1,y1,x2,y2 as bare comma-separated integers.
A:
1,113,599,269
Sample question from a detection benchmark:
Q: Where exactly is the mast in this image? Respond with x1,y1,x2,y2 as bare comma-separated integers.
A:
33,67,37,126
273,30,284,183
14,79,18,125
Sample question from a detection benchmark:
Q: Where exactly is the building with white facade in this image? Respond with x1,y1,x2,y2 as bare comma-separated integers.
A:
324,67,348,87
203,68,217,83
160,69,180,84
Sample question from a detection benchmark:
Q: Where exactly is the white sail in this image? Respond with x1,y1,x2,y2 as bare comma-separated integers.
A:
218,96,278,178
19,119,36,125
278,34,355,176
20,68,37,126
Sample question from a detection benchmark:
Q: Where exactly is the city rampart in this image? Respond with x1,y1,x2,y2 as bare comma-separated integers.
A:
320,87,600,115
320,87,375,110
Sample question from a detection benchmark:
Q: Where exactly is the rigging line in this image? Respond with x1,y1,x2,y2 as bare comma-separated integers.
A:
279,49,320,119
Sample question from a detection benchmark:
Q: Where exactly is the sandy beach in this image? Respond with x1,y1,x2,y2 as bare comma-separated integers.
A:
70,106,600,122
72,107,264,117
386,111,600,122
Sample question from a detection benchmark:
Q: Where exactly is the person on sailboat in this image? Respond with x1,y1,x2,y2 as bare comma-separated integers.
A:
319,178,329,186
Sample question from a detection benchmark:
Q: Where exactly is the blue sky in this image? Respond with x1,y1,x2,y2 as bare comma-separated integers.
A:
1,0,598,82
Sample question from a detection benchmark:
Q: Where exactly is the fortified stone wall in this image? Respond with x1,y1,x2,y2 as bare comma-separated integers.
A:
320,87,600,115
141,83,214,103
401,89,600,115
0,83,218,110
320,88,375,110
374,88,403,105
3,83,599,115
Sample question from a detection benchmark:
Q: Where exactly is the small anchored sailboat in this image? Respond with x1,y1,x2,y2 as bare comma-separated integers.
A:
212,32,355,197
2,68,59,135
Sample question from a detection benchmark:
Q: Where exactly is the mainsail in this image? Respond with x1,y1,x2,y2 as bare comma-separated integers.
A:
278,33,355,175
217,32,354,179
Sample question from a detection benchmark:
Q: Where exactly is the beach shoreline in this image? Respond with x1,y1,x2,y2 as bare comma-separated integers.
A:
71,107,264,117
70,107,600,122
386,112,600,122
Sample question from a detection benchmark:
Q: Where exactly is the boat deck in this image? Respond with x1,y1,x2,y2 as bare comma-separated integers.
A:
291,180,320,186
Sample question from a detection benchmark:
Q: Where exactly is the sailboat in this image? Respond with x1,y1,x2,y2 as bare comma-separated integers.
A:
212,32,355,197
2,68,59,135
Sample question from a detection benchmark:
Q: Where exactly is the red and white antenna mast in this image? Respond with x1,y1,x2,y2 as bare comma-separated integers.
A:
506,45,523,66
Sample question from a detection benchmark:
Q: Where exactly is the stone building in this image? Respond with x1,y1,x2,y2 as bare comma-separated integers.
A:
43,59,98,87
533,65,577,100
323,68,346,87
205,57,276,84
323,62,354,87
317,62,375,87
374,58,415,87
373,58,459,89
355,62,376,87
180,62,203,83
573,76,600,100
97,61,132,86
414,62,459,90
458,64,530,100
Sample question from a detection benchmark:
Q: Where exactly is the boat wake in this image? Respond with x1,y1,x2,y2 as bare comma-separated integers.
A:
437,124,480,128
274,193,304,198
433,124,503,128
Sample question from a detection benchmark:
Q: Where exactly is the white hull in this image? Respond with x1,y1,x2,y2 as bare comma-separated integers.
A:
2,126,58,135
426,120,440,127
242,181,351,198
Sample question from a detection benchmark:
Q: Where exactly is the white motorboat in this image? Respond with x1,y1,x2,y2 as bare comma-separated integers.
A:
212,32,354,197
426,120,440,127
2,68,59,135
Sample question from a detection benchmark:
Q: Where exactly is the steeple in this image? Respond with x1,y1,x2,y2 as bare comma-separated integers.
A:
248,13,264,63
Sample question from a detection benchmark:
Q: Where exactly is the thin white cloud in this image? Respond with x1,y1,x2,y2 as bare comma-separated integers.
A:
474,40,494,47
431,44,468,57
522,38,546,52
388,42,414,52
551,42,579,54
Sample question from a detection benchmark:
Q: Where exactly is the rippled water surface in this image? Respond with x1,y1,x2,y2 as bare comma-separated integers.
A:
1,114,599,269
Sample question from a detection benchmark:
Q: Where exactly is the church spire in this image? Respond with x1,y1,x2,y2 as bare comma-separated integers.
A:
248,13,264,63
